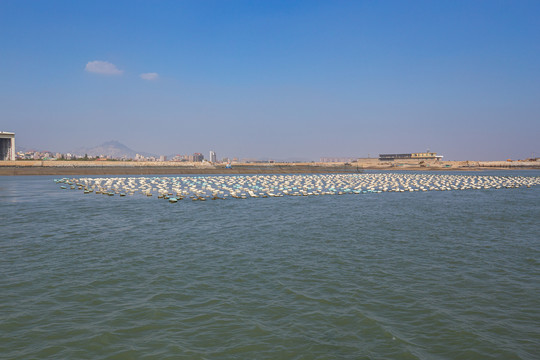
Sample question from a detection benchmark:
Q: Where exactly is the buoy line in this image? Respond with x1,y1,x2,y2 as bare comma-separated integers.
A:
54,173,540,202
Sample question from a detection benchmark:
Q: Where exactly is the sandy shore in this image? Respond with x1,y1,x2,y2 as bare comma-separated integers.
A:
0,159,538,176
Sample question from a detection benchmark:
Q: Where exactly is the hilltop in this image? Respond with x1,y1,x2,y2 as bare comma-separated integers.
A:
75,141,156,159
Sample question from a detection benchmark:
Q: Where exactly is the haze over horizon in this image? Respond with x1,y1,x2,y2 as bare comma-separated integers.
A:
1,1,539,161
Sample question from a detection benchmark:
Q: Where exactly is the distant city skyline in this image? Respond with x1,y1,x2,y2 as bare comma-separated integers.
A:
1,1,539,161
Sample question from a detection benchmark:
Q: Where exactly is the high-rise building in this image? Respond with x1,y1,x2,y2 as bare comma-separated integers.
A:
209,150,217,163
0,131,15,161
190,152,204,162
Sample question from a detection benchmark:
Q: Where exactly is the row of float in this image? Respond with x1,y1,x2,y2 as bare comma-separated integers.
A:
55,173,540,202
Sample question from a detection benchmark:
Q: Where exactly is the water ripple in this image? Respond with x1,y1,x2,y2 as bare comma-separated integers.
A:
1,173,539,359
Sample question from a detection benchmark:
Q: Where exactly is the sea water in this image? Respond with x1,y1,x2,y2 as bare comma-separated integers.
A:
1,171,539,359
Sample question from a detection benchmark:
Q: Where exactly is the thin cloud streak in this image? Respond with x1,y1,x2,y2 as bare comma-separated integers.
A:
140,72,159,80
85,60,123,75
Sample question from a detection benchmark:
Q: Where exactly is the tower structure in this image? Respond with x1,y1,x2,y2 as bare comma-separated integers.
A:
0,132,15,161
209,150,217,163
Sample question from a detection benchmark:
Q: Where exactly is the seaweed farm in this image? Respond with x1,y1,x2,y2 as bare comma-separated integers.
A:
54,173,540,201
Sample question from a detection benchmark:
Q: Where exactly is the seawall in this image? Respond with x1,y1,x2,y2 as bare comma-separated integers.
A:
1,160,538,176
0,161,359,176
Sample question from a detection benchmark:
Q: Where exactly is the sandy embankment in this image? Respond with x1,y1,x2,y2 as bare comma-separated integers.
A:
354,158,540,170
0,161,358,176
0,159,538,176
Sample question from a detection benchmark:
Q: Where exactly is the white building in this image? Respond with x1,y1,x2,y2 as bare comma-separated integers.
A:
0,131,15,161
209,150,217,163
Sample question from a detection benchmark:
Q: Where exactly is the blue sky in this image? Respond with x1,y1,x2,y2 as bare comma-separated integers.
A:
1,0,539,160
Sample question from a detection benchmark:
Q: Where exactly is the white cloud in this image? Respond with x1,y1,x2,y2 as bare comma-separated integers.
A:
140,72,159,81
85,60,123,75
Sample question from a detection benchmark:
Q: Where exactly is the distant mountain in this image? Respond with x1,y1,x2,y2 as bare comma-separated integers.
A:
16,144,51,153
75,140,156,159
15,145,29,152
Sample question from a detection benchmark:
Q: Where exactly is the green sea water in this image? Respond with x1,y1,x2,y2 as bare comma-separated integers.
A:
1,171,539,359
